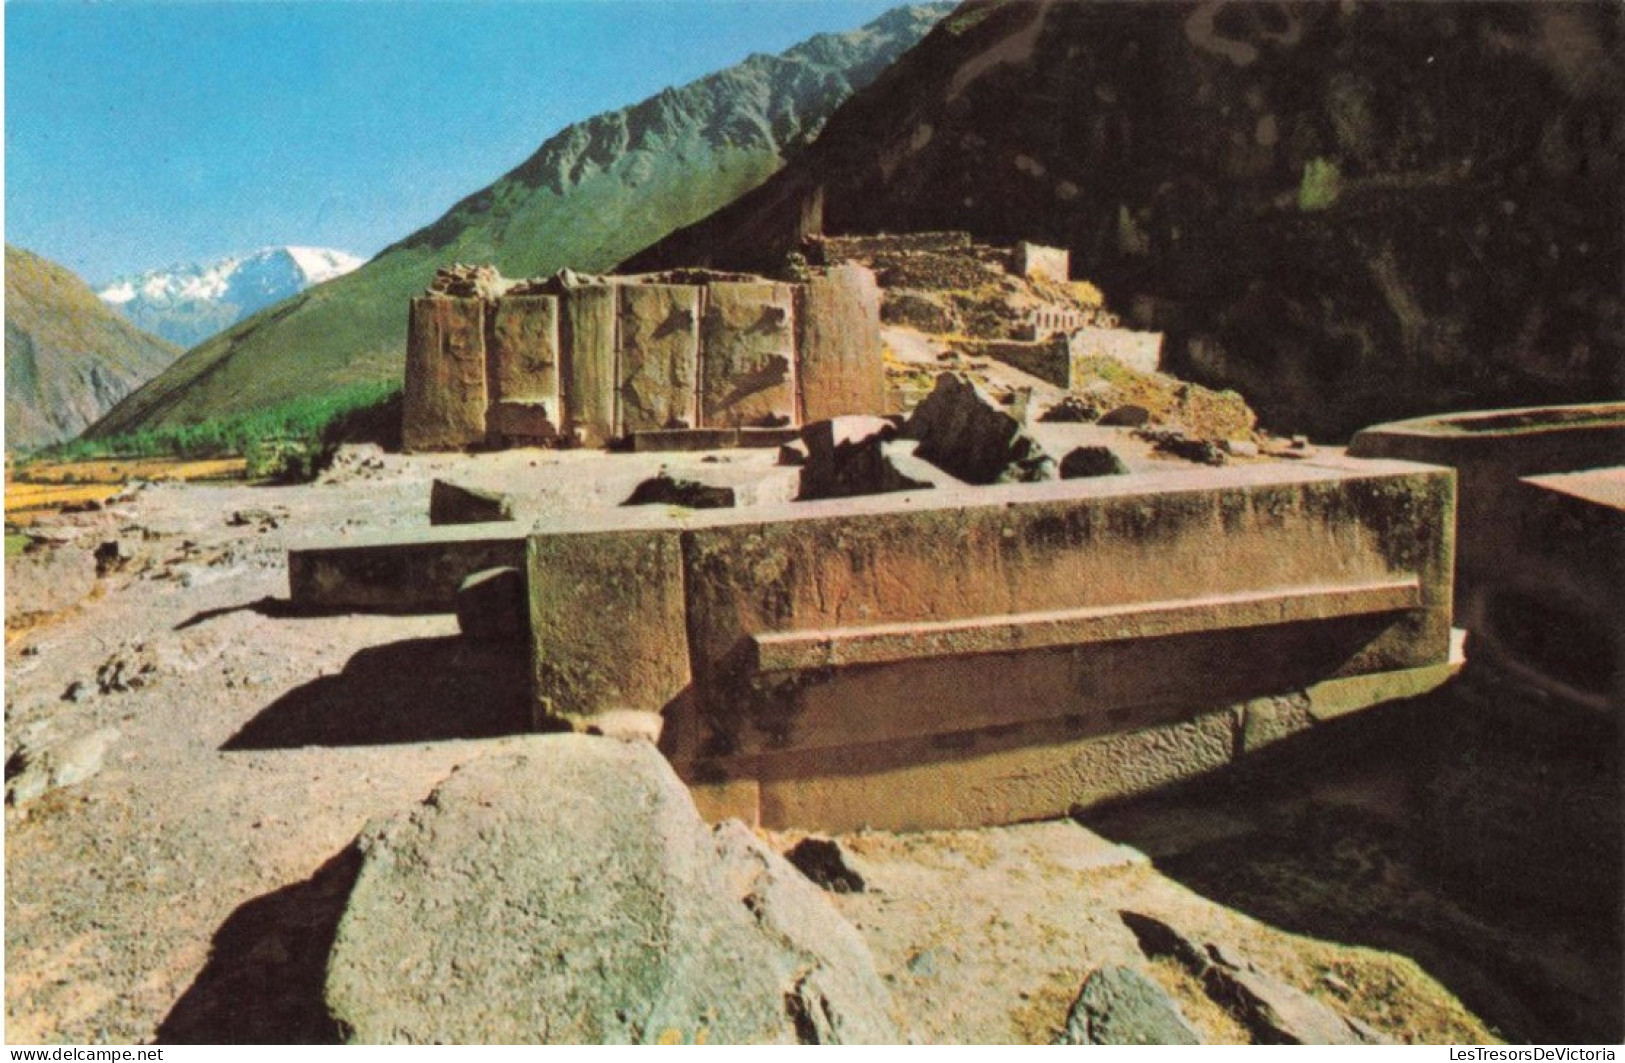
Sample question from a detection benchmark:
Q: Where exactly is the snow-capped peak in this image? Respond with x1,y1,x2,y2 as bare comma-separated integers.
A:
96,246,367,348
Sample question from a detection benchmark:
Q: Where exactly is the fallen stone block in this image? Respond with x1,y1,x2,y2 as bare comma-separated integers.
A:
324,736,897,1044
904,373,1054,484
797,416,931,501
455,567,527,642
1040,396,1102,423
623,473,736,510
784,837,866,894
6,728,120,809
1056,966,1202,1045
1098,404,1150,427
429,480,515,526
1059,446,1128,479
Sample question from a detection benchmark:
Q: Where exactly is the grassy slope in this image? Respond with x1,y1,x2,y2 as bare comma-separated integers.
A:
5,246,182,450
91,5,948,438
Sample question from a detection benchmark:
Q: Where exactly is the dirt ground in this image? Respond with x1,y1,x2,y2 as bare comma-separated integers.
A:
4,443,1619,1044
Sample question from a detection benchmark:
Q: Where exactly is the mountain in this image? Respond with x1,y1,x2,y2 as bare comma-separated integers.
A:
5,246,182,452
98,247,364,348
626,0,1624,437
88,3,951,439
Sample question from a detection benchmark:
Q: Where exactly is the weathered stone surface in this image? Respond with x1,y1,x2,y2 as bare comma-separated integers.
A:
489,295,559,405
403,297,487,451
1056,966,1202,1045
529,529,690,728
623,473,736,510
560,282,619,445
289,527,527,613
699,282,797,428
454,567,527,642
1013,241,1069,283
709,821,898,1043
6,728,120,809
904,373,1054,484
1059,446,1128,479
1068,327,1162,376
796,266,884,423
324,737,897,1044
429,480,514,526
797,416,930,501
618,284,700,433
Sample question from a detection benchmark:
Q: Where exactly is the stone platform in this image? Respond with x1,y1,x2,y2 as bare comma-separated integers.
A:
287,453,1455,831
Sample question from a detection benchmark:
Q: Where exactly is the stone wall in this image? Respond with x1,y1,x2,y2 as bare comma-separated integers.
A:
402,266,884,451
1068,327,1163,376
1013,241,1070,284
518,459,1455,830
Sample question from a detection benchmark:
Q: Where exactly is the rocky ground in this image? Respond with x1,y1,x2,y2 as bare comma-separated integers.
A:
5,436,1620,1044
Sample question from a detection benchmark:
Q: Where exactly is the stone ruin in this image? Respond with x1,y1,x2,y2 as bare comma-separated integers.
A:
805,230,1166,387
402,262,884,452
297,355,1464,831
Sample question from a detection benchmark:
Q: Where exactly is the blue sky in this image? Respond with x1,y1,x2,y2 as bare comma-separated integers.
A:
5,0,904,285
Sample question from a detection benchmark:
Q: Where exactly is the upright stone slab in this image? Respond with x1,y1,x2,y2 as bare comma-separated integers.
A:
489,295,560,408
402,297,488,451
561,283,619,446
797,266,884,423
528,528,690,730
700,282,797,429
618,284,700,433
1013,242,1070,283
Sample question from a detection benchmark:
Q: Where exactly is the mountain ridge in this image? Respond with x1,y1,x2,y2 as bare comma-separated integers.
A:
625,0,1624,436
88,3,950,438
99,246,364,348
5,245,182,451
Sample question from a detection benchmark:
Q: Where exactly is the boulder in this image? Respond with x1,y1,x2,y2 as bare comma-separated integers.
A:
1055,966,1202,1045
1059,446,1129,479
904,373,1055,485
454,567,527,642
623,473,736,510
429,480,515,525
797,416,931,501
1098,404,1151,427
6,728,120,809
324,736,897,1044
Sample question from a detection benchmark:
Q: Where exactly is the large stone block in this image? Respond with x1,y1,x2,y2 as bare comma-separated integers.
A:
402,297,488,451
489,295,560,407
1068,327,1163,376
1013,241,1070,283
796,266,884,422
560,283,619,446
289,526,527,613
529,528,690,729
324,737,897,1044
699,282,797,428
618,284,700,433
669,462,1453,769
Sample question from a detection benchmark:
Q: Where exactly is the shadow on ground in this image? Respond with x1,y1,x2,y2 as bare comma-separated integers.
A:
1079,674,1623,1045
223,635,531,749
158,847,360,1044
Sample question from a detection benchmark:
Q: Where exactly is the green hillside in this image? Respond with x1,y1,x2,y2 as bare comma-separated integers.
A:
89,4,948,438
5,245,181,451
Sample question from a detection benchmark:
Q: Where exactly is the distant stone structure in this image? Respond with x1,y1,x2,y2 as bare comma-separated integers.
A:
403,263,883,452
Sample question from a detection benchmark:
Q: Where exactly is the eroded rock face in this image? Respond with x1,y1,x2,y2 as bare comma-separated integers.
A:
905,373,1054,484
324,736,897,1044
